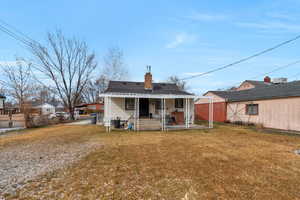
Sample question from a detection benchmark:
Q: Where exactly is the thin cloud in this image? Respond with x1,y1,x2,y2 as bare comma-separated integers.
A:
0,61,21,66
266,12,298,21
236,21,300,32
183,72,206,76
185,12,228,22
182,72,212,78
165,33,197,49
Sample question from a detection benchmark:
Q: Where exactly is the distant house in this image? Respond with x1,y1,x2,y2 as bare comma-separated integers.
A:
196,76,300,131
33,103,56,115
0,94,5,113
75,103,104,114
235,76,273,91
100,69,207,131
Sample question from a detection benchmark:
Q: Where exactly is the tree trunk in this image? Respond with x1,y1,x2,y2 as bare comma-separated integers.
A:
69,106,75,120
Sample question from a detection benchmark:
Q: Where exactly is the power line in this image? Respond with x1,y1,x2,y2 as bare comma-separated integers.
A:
181,35,300,80
288,71,300,80
251,60,300,79
0,19,41,49
218,59,300,90
0,19,36,44
0,24,32,47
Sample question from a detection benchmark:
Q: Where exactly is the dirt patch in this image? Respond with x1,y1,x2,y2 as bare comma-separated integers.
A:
0,125,103,198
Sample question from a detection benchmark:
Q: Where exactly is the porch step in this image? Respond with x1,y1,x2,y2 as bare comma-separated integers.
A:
137,118,161,130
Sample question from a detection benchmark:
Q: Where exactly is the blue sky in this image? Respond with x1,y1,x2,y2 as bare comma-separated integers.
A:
1,0,300,94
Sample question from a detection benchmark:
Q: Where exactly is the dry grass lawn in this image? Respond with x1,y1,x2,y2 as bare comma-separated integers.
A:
2,124,300,199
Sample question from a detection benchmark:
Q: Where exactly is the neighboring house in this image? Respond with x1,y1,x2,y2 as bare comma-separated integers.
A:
196,76,300,131
100,69,204,131
0,94,6,113
33,103,56,115
75,103,104,114
235,76,273,91
54,103,65,112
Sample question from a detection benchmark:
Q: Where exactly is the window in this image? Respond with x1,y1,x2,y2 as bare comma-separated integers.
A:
125,98,135,110
175,99,184,108
246,104,258,115
155,100,161,110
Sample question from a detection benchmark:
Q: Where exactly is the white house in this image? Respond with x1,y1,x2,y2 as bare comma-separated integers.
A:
100,69,212,131
0,94,5,113
34,103,56,115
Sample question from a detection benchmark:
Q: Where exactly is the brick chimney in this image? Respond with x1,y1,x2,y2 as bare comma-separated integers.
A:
144,65,153,90
264,76,271,83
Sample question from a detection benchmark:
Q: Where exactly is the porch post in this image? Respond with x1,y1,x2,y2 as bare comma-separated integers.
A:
161,98,165,131
134,98,137,131
161,98,163,131
137,98,139,131
108,97,111,132
163,98,166,131
105,96,108,132
185,98,188,129
209,97,214,128
187,98,190,128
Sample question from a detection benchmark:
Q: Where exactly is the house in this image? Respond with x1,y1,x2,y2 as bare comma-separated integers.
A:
100,68,211,131
75,103,104,115
32,103,56,115
235,76,273,91
0,94,5,113
196,76,300,131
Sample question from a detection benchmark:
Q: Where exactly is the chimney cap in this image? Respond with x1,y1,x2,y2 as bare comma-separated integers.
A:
146,65,151,73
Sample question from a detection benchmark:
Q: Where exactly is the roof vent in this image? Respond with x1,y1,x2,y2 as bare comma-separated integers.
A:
272,78,287,84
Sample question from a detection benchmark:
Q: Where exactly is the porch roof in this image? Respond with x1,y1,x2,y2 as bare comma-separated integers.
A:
99,92,210,99
104,81,193,95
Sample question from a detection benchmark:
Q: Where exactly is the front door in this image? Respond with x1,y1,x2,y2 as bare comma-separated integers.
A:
139,98,149,117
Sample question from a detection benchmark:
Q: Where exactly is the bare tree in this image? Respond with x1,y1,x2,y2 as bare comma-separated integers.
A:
32,85,57,104
103,47,128,81
82,75,107,103
82,47,128,103
2,59,34,110
0,86,6,97
167,75,188,91
29,31,97,119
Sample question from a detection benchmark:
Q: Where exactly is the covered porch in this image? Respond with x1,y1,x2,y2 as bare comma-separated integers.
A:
100,93,213,132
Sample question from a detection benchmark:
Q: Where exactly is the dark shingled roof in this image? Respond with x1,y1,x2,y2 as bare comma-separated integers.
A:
209,81,300,102
105,81,193,95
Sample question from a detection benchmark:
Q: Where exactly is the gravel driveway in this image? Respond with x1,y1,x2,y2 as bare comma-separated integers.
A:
0,125,102,198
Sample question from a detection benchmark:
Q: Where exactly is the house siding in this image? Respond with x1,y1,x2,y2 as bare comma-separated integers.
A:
109,98,135,120
195,92,225,104
227,97,300,131
195,92,226,122
195,102,227,122
236,82,255,91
